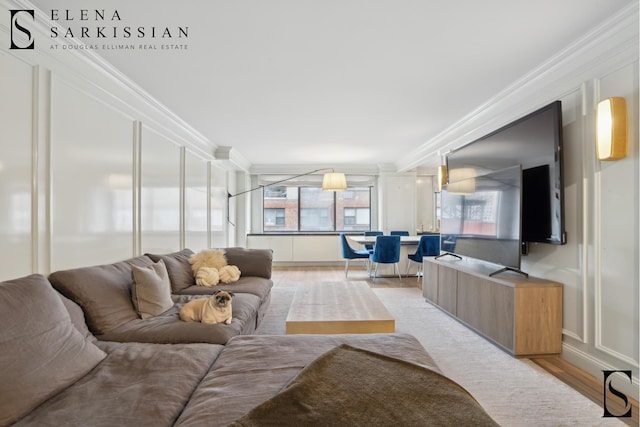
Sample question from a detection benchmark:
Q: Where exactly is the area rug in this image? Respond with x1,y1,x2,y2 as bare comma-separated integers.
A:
256,285,625,426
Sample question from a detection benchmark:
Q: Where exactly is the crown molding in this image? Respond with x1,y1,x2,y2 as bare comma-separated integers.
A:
396,2,639,172
213,146,251,172
249,163,380,176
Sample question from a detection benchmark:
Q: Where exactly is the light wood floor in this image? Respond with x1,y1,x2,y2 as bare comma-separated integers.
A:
272,265,639,425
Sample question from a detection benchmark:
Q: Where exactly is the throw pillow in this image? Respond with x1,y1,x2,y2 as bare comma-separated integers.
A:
131,260,174,319
145,248,195,292
0,274,106,426
48,255,152,335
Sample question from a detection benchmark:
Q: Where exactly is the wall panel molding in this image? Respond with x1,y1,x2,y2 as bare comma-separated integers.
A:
179,146,186,250
133,120,142,256
592,69,640,367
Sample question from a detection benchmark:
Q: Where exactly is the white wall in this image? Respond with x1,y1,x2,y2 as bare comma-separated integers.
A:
0,55,33,278
139,125,181,254
416,173,437,232
49,75,136,269
0,1,228,277
378,172,417,234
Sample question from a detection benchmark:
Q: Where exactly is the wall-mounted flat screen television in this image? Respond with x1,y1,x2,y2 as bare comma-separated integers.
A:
446,100,566,245
440,165,522,271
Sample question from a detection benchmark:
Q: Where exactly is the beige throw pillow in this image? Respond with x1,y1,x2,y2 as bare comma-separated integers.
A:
131,259,174,319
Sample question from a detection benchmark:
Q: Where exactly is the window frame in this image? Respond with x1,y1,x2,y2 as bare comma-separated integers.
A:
262,185,372,233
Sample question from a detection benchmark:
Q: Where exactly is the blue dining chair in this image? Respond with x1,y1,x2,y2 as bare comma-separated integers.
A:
406,235,441,280
441,234,457,253
390,231,410,236
363,230,383,252
340,233,371,277
369,235,402,280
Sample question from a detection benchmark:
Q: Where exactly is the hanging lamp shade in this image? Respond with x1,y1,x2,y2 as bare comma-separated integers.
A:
322,172,347,191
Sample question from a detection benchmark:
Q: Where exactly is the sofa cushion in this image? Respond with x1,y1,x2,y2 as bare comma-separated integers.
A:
146,248,195,292
174,333,438,426
58,291,95,341
174,276,273,301
224,247,273,279
12,341,224,427
0,274,106,426
131,259,174,319
97,293,261,345
49,255,154,335
230,344,498,427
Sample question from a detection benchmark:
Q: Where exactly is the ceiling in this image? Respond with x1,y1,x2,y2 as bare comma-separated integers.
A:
31,0,636,172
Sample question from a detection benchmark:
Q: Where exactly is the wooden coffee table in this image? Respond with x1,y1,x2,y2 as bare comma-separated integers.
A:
285,281,395,334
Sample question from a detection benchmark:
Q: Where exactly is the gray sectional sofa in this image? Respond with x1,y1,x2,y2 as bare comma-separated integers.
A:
48,248,273,345
0,248,498,426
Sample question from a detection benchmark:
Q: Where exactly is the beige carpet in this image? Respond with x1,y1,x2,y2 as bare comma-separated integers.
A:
256,284,625,427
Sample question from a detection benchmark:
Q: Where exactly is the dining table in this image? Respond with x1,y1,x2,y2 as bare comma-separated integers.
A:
347,234,422,277
348,235,422,246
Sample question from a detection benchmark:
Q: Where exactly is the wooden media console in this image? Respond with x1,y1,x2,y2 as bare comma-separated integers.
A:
423,257,562,356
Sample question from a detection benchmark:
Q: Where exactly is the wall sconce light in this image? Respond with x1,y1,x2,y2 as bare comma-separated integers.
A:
436,165,447,193
436,153,447,193
596,97,628,161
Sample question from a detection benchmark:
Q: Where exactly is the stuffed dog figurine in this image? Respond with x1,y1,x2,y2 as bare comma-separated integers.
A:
179,291,234,325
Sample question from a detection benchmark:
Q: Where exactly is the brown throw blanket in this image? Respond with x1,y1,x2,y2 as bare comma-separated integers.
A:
229,344,499,426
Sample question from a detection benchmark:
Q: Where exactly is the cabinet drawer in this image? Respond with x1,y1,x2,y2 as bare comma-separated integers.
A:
456,272,514,351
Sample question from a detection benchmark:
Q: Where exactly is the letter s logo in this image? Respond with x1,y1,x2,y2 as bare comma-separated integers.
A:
603,370,632,418
10,10,35,50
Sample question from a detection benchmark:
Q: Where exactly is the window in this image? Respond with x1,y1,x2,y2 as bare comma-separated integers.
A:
344,207,369,226
264,186,288,198
337,188,371,231
263,185,371,232
264,208,285,226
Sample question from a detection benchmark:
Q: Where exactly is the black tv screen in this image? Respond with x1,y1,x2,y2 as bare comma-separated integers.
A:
440,165,522,269
446,101,566,245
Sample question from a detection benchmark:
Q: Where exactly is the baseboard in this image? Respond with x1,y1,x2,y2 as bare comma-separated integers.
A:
273,261,344,268
562,343,639,401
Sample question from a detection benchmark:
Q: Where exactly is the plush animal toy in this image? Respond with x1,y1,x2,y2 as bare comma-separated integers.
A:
190,249,228,274
195,267,220,287
189,249,241,286
218,265,241,283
